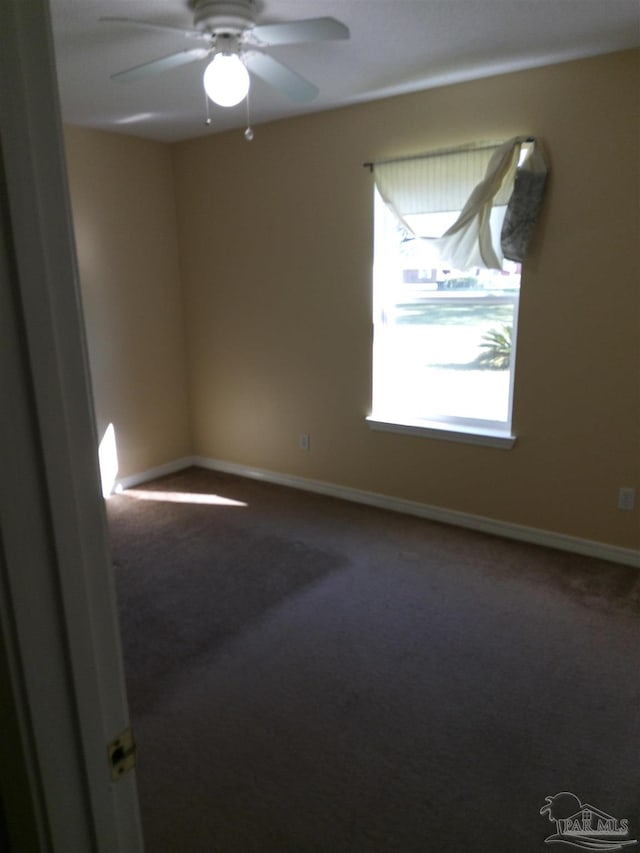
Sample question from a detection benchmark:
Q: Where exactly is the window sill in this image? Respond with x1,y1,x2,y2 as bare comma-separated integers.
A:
366,416,517,449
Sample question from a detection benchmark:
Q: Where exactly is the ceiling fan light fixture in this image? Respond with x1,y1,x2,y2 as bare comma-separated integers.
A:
203,52,250,107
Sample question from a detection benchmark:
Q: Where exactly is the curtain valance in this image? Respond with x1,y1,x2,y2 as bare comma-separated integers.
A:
372,136,548,270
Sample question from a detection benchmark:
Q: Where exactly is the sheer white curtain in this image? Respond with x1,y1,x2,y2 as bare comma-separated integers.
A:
373,136,547,271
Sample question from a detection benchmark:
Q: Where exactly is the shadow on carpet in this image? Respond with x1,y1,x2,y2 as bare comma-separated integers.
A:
106,467,640,853
109,487,346,713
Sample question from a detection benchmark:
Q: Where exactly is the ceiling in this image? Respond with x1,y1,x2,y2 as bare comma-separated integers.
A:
50,0,640,144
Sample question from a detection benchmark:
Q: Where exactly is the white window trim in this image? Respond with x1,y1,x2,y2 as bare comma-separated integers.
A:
366,415,517,449
368,140,535,446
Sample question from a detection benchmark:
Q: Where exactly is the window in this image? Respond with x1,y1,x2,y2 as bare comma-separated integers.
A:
368,137,547,448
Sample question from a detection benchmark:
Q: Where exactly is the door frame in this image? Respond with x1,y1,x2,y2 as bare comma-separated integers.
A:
0,1,143,849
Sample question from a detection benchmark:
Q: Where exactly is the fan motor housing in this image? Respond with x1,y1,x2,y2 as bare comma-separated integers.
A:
194,0,257,34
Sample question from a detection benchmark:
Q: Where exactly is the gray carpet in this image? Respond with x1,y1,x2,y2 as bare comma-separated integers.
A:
107,467,640,852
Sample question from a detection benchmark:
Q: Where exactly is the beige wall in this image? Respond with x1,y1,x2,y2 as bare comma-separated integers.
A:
62,51,639,551
64,126,192,481
173,49,639,550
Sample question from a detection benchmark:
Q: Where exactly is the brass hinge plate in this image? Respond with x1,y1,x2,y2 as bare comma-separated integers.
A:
108,727,136,781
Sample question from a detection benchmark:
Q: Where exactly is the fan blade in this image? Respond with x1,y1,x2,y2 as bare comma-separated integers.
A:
251,16,349,46
245,52,319,101
111,48,209,82
100,17,208,42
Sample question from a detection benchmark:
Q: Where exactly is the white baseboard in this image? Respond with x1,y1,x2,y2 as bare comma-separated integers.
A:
120,455,640,569
113,457,196,493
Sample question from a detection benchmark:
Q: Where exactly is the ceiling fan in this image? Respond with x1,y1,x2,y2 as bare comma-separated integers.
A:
102,0,350,120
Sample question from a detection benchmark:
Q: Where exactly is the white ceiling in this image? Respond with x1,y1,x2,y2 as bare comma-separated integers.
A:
50,0,640,143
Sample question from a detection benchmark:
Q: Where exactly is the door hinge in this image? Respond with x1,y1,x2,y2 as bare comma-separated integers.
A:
108,727,136,781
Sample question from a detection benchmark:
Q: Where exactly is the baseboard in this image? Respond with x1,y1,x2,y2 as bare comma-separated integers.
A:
121,455,640,569
114,457,196,492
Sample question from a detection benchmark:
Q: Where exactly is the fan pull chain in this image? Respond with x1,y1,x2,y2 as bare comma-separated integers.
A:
244,86,254,141
204,90,212,127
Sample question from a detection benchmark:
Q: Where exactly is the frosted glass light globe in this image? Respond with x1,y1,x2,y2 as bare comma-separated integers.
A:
203,53,250,107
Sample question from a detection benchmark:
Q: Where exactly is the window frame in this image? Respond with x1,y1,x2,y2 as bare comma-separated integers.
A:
368,151,523,449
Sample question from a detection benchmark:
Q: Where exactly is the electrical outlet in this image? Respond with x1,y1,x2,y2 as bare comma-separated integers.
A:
299,433,310,452
617,487,636,511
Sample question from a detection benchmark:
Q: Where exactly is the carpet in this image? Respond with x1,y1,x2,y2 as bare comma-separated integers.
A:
107,467,640,852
